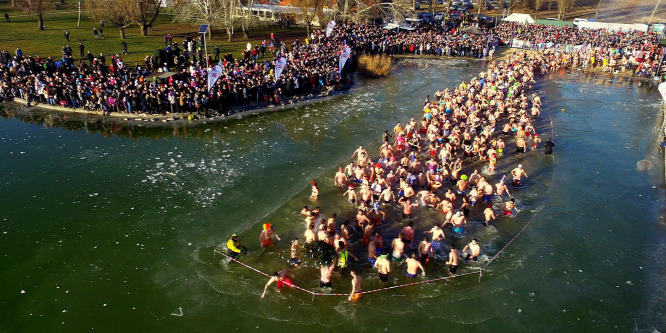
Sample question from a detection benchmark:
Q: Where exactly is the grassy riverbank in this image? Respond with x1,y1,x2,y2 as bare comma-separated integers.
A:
0,0,307,64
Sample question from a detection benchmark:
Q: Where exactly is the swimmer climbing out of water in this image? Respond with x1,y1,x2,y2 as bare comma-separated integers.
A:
261,269,294,298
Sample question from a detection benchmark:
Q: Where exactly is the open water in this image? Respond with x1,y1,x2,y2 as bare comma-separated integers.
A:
0,59,664,332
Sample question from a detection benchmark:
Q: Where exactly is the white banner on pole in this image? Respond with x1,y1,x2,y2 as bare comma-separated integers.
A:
275,56,287,79
326,20,336,37
339,45,351,73
208,65,223,91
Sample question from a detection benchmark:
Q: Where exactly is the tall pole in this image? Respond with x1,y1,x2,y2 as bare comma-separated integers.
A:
649,0,661,24
78,1,82,27
595,0,602,20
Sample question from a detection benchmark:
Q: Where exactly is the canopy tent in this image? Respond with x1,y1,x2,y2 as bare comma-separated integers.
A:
502,13,536,24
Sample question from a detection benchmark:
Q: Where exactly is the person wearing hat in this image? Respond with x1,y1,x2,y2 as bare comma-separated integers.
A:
226,234,247,259
259,223,281,248
510,164,528,187
451,211,467,234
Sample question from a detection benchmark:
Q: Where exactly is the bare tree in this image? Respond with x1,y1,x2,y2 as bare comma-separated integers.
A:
556,0,575,21
136,0,165,36
87,0,135,39
18,0,47,30
331,0,412,24
174,0,216,38
239,0,261,39
533,0,545,19
294,0,325,36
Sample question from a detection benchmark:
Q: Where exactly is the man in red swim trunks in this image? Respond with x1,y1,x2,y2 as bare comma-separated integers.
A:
261,269,294,298
260,223,281,248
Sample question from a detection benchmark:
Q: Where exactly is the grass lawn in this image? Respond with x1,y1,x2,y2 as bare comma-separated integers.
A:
0,0,308,65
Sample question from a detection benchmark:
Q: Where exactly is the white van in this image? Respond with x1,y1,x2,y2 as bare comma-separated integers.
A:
573,18,588,24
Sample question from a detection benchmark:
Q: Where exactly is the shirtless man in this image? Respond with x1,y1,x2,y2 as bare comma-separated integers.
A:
391,233,406,261
340,221,351,241
368,205,385,226
379,186,395,204
327,214,337,234
446,243,460,274
373,232,384,254
451,211,467,234
375,249,391,283
463,238,481,261
305,211,317,229
405,254,426,277
418,237,433,263
399,197,419,219
367,238,378,266
343,185,358,205
484,203,497,226
510,164,528,187
352,145,368,165
425,224,446,254
261,269,295,298
503,198,520,216
317,224,328,243
300,206,311,217
495,179,511,197
363,224,374,247
356,209,371,230
290,238,301,265
334,167,349,188
402,184,415,200
516,136,527,154
320,261,336,288
348,270,363,301
259,223,281,248
304,224,316,243
360,185,374,203
401,221,416,249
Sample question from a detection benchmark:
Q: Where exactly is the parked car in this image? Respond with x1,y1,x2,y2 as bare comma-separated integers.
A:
573,18,588,24
434,12,445,21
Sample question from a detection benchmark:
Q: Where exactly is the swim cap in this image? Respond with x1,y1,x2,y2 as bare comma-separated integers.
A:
461,175,468,180
263,223,272,230
456,211,462,216
232,234,238,238
518,164,523,168
349,184,354,188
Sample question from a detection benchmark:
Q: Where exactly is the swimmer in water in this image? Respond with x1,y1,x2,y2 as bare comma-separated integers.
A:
484,203,497,226
418,237,433,263
290,238,301,265
446,243,460,275
310,180,319,200
405,254,426,277
334,167,349,188
348,269,363,301
451,211,467,234
463,238,481,261
503,198,520,216
375,249,391,282
259,223,281,248
511,164,528,187
343,185,358,204
261,269,295,298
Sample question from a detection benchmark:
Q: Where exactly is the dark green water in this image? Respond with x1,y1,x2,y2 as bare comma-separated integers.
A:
0,60,664,332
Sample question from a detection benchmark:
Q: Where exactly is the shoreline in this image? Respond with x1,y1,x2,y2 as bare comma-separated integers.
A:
1,86,353,127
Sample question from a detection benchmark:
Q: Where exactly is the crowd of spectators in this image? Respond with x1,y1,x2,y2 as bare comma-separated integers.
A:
0,20,664,115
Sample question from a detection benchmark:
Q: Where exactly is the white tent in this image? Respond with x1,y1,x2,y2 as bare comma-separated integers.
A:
503,13,536,24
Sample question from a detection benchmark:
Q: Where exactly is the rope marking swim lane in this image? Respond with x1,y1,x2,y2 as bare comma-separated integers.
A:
214,249,479,296
213,86,558,298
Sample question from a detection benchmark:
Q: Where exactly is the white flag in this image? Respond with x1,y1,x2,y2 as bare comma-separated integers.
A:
275,56,287,79
326,20,336,38
339,45,351,73
208,65,223,92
